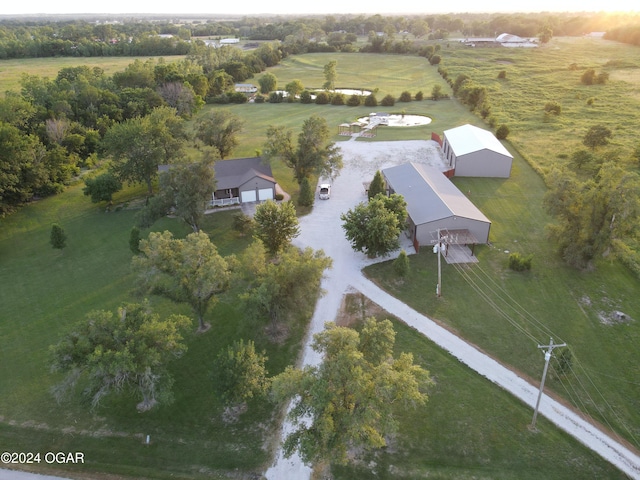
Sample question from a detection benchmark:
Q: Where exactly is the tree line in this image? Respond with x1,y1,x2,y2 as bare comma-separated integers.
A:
0,41,283,214
1,12,638,60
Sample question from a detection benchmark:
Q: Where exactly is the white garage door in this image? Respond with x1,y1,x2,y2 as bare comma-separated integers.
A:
258,188,273,201
240,190,257,203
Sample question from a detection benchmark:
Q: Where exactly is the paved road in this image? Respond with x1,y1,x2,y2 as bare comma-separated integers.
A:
265,139,640,480
0,470,72,480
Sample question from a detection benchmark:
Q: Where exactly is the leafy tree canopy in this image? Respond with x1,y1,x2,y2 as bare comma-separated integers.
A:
271,319,432,466
263,115,343,184
341,193,407,258
253,200,300,256
133,231,230,331
50,301,191,411
195,109,244,159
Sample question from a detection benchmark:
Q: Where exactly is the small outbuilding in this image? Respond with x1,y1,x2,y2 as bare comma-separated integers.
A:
234,83,258,93
442,124,513,178
382,162,491,251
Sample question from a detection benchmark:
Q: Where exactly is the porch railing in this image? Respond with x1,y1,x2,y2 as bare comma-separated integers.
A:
209,197,240,207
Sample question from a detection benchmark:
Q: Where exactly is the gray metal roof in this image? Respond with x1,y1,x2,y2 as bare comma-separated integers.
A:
213,157,275,190
382,162,491,226
444,124,512,158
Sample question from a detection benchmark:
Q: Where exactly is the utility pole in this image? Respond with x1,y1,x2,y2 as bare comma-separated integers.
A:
433,229,442,297
530,337,566,431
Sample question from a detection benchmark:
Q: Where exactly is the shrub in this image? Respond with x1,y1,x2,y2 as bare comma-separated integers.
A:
347,94,361,106
496,124,510,140
50,223,67,250
394,250,410,277
254,94,266,103
315,91,330,104
228,92,248,104
300,90,313,104
399,91,412,102
544,101,562,115
380,94,395,106
208,93,229,104
429,54,442,65
497,70,507,79
415,91,424,101
364,94,378,107
331,93,345,105
508,252,533,271
233,212,254,236
268,92,284,103
367,170,386,200
581,68,596,85
431,84,444,100
129,226,141,254
274,193,284,201
298,177,314,207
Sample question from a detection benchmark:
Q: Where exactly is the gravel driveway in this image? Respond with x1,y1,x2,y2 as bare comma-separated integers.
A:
265,138,640,480
3,139,637,480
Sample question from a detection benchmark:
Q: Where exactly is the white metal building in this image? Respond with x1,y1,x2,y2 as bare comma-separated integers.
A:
442,124,513,178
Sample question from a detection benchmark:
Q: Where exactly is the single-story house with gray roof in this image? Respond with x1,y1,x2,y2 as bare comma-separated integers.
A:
442,124,513,178
212,157,276,205
159,157,276,206
382,162,491,250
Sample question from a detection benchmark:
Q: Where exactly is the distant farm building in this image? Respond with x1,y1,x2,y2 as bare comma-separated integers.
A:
442,124,513,178
234,83,258,93
462,33,537,48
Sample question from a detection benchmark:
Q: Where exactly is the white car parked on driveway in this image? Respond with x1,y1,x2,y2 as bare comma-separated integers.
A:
319,183,331,199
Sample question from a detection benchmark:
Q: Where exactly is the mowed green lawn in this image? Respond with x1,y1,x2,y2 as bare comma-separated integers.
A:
0,46,639,478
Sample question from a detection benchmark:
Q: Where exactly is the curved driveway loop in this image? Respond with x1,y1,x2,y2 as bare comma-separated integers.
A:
266,139,640,480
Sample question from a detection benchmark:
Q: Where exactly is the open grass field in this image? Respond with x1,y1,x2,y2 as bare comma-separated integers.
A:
1,41,640,478
0,56,186,95
438,36,640,173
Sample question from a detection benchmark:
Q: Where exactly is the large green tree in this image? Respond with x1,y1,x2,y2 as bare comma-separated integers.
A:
323,60,337,90
253,200,300,256
271,319,432,466
544,163,640,268
103,106,186,195
212,339,270,406
263,115,343,184
195,108,245,159
258,72,277,94
82,171,122,205
133,231,230,331
583,124,613,150
50,302,191,411
238,242,332,327
139,158,215,232
341,193,407,258
0,122,47,214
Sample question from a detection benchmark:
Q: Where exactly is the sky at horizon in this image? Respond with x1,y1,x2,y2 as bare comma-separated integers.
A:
1,0,637,16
